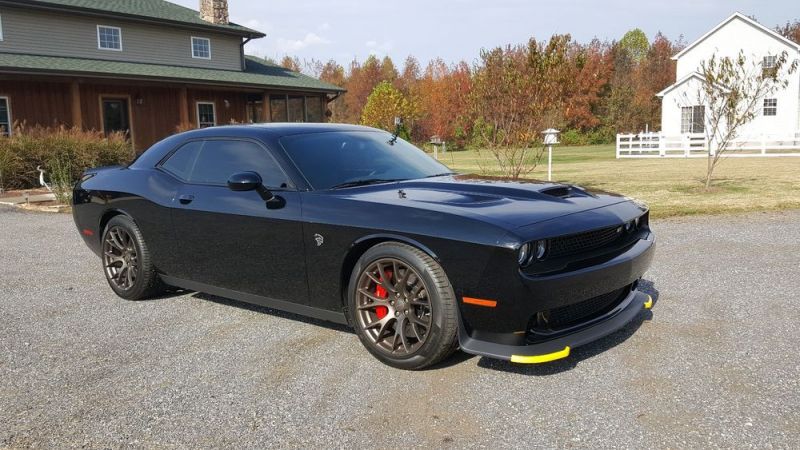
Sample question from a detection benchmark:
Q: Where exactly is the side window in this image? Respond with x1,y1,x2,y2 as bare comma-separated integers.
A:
190,140,288,187
0,97,11,137
161,141,204,180
97,25,122,51
191,37,211,59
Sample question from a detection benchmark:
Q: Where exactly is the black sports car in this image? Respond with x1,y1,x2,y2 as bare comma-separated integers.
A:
73,124,655,370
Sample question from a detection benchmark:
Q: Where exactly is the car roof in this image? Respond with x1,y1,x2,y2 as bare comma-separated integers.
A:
180,123,380,139
130,123,387,169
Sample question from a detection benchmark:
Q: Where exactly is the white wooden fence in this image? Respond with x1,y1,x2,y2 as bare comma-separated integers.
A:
616,132,800,158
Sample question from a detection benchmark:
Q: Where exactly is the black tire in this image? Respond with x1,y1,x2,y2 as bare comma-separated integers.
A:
347,242,458,370
101,215,164,300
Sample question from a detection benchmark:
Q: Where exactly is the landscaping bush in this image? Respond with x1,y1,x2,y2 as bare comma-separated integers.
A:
587,127,616,145
559,129,589,146
0,123,134,191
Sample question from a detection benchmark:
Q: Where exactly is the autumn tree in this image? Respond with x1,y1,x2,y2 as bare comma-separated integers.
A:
470,35,573,179
777,20,800,44
280,55,302,72
619,29,649,63
398,55,421,95
381,56,399,83
360,81,419,139
632,33,680,130
343,55,384,123
316,60,347,121
562,39,611,130
605,39,646,133
416,59,472,144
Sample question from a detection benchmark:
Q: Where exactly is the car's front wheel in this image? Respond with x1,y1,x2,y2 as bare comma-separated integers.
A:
102,215,164,300
348,242,458,370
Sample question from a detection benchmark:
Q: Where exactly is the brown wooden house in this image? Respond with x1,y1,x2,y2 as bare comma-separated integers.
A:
0,0,345,150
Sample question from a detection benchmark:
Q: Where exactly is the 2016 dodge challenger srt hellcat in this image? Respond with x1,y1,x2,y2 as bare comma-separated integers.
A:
73,124,655,370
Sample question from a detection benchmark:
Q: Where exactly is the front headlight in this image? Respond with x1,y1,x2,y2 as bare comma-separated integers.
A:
519,240,548,267
518,243,531,266
534,240,548,260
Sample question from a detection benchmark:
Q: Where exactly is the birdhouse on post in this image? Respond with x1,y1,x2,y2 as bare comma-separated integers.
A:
543,128,560,145
542,128,560,181
429,135,445,159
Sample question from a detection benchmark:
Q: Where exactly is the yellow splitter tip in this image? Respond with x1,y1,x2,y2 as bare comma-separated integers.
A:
643,294,653,310
510,346,571,364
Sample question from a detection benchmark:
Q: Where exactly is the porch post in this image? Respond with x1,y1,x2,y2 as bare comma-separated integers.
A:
178,87,190,128
262,92,270,122
70,81,83,129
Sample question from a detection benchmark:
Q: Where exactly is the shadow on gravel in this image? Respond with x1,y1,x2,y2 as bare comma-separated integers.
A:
475,280,660,376
191,292,354,334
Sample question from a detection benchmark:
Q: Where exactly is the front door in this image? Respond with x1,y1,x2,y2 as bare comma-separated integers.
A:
161,138,309,304
102,98,130,138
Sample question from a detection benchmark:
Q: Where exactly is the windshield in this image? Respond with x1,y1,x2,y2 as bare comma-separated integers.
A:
279,131,453,190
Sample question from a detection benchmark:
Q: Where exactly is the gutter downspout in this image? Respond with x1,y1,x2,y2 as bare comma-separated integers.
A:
326,92,342,104
240,37,253,71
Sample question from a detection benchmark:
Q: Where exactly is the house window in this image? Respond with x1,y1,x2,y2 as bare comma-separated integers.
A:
306,96,324,122
270,95,288,122
0,97,11,136
0,14,4,41
288,96,305,122
196,102,216,128
763,98,777,116
97,25,122,51
681,106,705,134
762,55,777,77
191,37,211,59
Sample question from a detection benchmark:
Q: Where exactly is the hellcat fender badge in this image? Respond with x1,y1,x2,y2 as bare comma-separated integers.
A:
314,233,324,247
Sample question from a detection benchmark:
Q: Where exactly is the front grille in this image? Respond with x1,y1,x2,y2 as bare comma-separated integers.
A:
547,225,625,259
528,285,630,337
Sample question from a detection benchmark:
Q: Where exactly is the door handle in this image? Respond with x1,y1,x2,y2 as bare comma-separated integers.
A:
178,194,194,205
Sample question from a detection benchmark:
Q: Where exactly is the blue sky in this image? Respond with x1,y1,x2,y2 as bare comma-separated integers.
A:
172,0,799,66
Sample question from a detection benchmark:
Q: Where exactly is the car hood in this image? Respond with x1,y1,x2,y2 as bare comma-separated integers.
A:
327,174,633,229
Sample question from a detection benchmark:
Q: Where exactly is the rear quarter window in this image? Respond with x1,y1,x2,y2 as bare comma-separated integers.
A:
161,141,203,181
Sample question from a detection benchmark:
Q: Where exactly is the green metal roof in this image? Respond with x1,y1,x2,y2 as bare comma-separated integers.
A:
13,0,264,37
0,53,346,93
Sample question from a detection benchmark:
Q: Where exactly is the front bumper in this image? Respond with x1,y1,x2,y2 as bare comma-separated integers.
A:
459,290,653,363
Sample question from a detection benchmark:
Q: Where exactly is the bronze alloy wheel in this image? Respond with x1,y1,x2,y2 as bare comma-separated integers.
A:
103,226,139,291
355,257,433,356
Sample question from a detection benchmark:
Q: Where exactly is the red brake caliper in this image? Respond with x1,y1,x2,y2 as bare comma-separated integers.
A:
374,270,392,319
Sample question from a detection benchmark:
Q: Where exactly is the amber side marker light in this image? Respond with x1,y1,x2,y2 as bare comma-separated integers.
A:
644,295,654,310
462,297,497,308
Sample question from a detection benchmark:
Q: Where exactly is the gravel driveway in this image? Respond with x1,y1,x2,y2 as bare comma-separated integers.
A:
1,205,798,448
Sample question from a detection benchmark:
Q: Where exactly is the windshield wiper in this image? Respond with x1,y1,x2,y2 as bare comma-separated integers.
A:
422,172,456,178
330,178,406,190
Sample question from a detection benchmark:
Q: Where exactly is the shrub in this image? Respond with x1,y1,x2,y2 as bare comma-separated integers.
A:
0,123,134,191
0,144,21,193
560,129,589,146
48,154,75,204
588,127,616,145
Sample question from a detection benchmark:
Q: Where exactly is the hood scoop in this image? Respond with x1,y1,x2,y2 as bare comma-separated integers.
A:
540,185,588,199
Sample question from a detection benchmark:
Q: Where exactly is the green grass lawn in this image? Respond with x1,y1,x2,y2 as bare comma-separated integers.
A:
434,145,800,218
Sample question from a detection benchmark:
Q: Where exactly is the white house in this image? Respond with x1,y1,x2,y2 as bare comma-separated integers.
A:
657,12,800,137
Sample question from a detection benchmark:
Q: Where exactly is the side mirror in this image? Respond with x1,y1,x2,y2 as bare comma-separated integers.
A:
227,171,276,202
228,171,262,192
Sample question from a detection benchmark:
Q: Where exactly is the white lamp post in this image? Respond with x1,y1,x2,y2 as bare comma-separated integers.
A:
542,128,560,182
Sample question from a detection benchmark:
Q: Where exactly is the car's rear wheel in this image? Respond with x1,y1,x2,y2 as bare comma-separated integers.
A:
102,215,164,300
348,242,458,370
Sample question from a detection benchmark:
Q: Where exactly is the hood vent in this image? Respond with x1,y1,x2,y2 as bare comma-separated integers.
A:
541,186,576,199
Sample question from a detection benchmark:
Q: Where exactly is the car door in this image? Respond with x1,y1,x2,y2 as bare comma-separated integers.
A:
160,138,309,305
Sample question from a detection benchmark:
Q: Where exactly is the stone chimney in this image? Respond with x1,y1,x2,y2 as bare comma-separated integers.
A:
200,0,229,25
